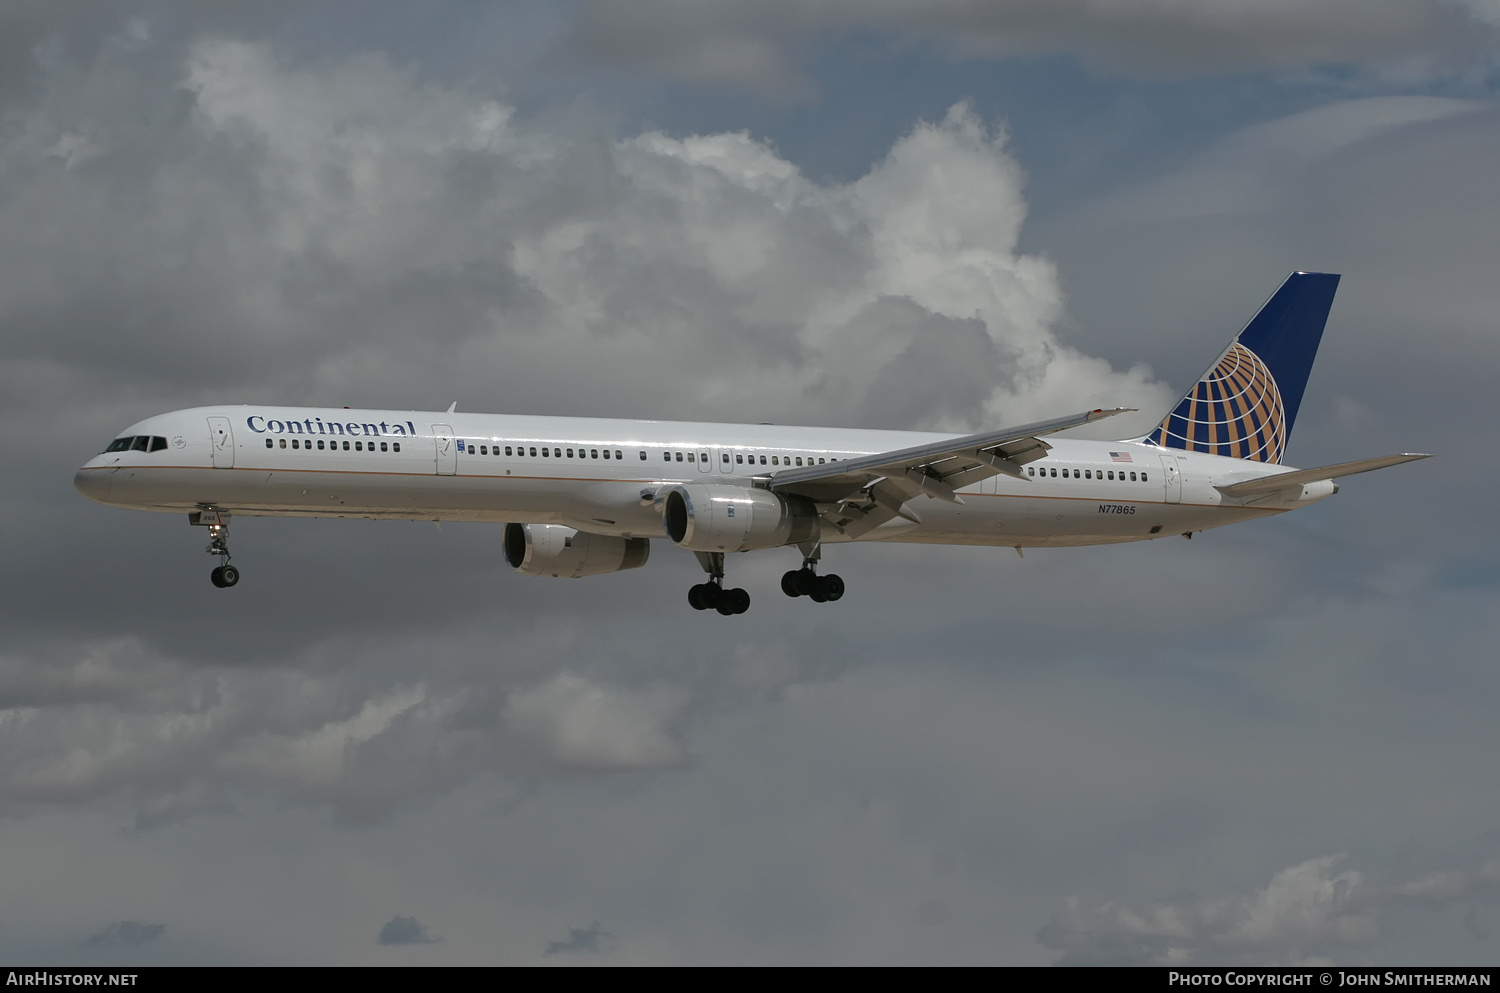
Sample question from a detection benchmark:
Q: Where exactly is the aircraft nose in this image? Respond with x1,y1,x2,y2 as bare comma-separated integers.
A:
74,467,112,503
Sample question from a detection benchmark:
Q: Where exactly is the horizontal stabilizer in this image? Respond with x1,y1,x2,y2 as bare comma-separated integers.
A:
1214,453,1430,497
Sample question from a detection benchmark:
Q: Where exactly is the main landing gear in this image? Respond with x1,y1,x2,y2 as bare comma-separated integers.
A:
191,507,240,588
781,543,844,603
689,552,750,615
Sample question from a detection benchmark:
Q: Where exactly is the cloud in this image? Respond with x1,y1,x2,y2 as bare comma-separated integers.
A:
506,674,688,770
1038,855,1500,965
543,921,614,956
575,0,1499,89
86,921,165,947
0,35,1165,443
377,914,441,946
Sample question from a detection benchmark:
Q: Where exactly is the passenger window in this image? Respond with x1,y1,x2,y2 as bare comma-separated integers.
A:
393,442,401,452
640,451,647,460
795,457,803,466
381,442,388,452
602,450,610,459
355,441,362,451
591,449,599,459
316,440,324,450
506,446,513,456
567,449,574,458
1141,472,1148,481
771,456,779,466
819,458,825,464
676,453,683,462
343,441,350,451
687,453,695,462
542,448,549,457
722,453,730,464
480,445,487,455
266,438,273,449
615,451,623,460
664,452,671,462
760,456,767,465
292,439,300,449
280,439,287,449
1049,467,1055,477
1085,470,1091,479
529,447,537,457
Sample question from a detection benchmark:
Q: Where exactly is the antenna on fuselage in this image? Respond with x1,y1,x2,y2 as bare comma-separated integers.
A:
446,401,457,413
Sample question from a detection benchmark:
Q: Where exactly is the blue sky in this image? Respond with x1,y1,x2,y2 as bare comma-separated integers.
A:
2,0,1499,965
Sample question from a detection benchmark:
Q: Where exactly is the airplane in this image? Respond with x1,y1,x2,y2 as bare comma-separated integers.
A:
74,272,1427,614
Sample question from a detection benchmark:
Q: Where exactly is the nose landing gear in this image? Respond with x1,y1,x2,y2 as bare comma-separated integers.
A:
192,507,240,588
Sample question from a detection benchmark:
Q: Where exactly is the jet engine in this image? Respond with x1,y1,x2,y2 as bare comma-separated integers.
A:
503,523,650,578
660,483,818,553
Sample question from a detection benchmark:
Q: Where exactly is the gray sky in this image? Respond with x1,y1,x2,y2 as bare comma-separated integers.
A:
2,0,1498,965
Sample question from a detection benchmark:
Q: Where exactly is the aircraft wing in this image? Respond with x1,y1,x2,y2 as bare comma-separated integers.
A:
769,407,1135,538
1214,453,1430,498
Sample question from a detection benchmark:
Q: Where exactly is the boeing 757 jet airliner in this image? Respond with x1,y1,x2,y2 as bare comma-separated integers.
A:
75,272,1426,614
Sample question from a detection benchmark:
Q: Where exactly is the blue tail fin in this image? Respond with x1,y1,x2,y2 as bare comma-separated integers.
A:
1144,271,1340,464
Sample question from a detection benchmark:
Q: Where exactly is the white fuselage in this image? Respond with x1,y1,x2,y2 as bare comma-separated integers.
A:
74,405,1335,549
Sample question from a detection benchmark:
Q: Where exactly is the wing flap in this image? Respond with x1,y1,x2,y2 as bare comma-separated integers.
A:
1215,453,1430,497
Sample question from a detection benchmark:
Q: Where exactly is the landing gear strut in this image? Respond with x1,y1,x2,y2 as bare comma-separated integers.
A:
192,507,240,588
781,542,844,603
689,551,750,615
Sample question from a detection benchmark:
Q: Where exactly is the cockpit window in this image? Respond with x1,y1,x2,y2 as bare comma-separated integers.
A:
105,435,169,453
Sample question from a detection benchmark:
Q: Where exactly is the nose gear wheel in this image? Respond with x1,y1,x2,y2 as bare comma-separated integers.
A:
194,507,242,589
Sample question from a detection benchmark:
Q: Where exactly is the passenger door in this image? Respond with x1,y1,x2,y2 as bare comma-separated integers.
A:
432,424,456,476
1159,454,1181,504
207,416,234,469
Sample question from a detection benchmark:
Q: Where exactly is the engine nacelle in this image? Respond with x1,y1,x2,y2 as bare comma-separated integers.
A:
503,523,650,578
661,483,818,553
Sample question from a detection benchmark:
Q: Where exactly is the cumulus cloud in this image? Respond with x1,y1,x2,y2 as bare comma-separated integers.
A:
1038,855,1500,965
0,34,1164,438
377,914,441,946
575,0,1498,90
85,920,166,947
